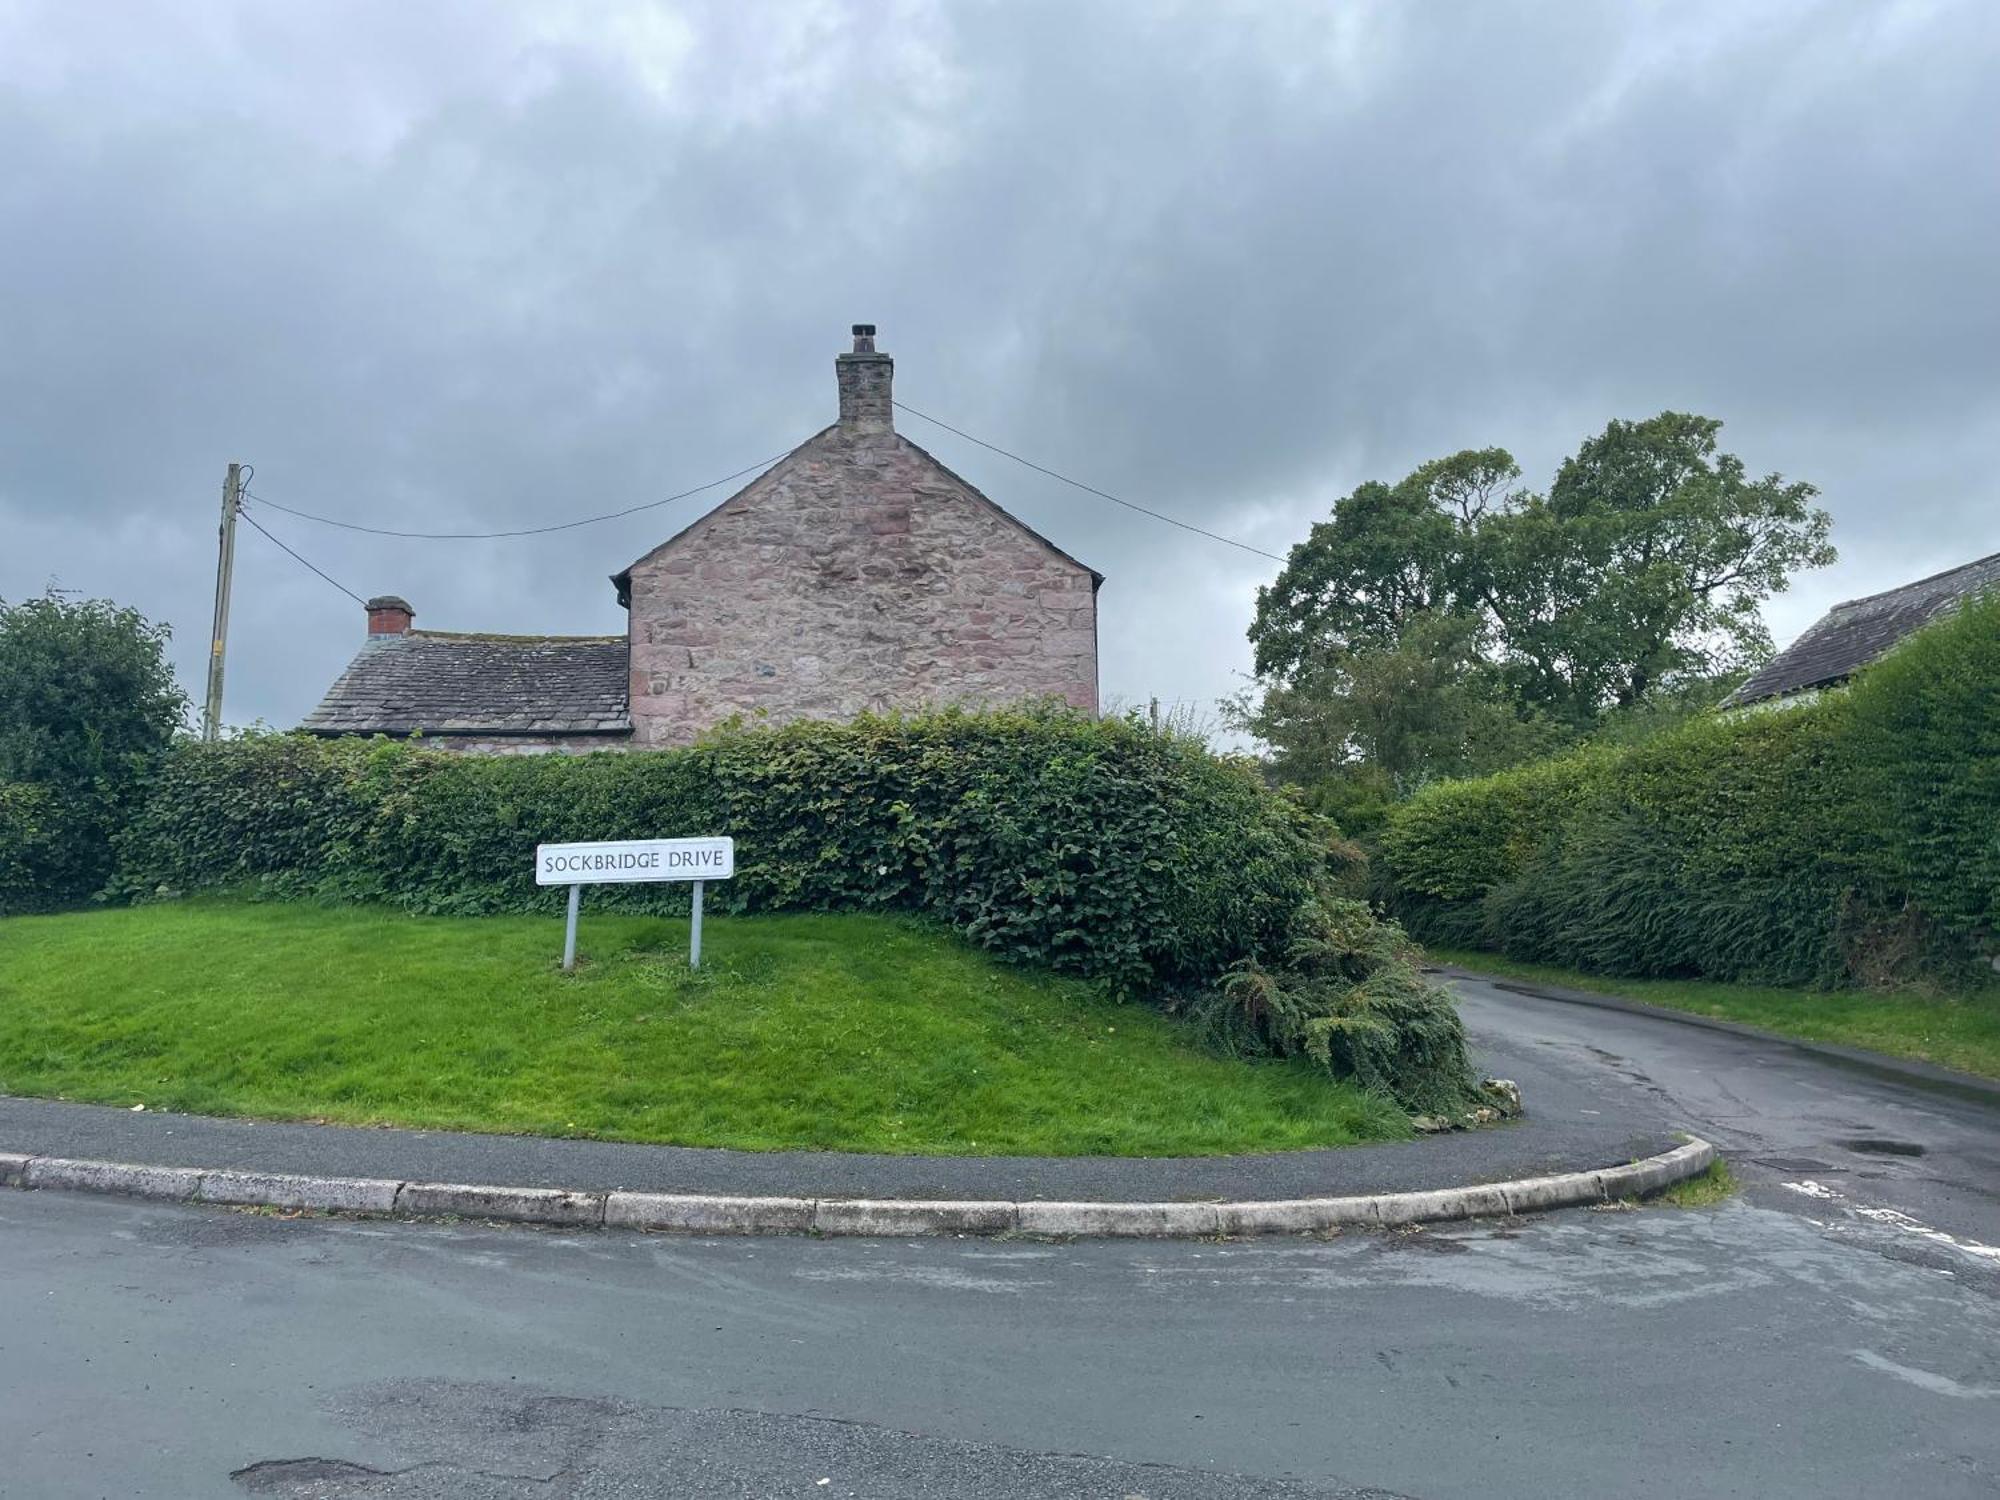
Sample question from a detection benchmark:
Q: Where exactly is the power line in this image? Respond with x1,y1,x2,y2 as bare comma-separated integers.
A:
230,406,1286,565
238,507,366,605
241,452,792,541
893,399,1287,564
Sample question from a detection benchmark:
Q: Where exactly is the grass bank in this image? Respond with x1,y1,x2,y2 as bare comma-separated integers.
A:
0,902,1408,1156
1427,947,2000,1081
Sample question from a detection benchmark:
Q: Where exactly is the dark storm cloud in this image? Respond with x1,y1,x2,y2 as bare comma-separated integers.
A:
2,0,1995,733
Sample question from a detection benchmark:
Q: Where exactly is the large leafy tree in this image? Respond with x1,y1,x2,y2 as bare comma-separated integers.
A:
0,589,186,908
1246,413,1833,797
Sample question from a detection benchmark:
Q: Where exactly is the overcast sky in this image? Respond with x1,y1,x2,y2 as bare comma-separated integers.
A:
3,0,1996,736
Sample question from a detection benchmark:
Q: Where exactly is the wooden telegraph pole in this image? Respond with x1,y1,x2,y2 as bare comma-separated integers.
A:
201,462,243,741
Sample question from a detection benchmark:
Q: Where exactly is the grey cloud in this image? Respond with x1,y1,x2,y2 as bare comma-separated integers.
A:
2,0,1995,733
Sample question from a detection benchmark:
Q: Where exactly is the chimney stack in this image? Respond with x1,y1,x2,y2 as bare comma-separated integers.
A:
365,595,414,637
836,323,893,434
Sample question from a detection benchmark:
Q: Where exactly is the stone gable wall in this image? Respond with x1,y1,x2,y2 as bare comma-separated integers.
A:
624,427,1098,747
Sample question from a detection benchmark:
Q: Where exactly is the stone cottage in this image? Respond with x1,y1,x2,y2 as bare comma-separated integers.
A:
302,327,1102,751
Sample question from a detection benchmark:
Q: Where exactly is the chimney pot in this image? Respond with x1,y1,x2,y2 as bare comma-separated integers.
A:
365,595,415,637
836,323,892,433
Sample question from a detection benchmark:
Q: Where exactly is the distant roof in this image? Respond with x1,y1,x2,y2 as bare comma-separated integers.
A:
301,631,632,738
1721,549,2000,708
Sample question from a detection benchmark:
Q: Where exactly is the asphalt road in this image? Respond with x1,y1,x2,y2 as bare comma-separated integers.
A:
1448,972,2000,1267
2,977,1997,1499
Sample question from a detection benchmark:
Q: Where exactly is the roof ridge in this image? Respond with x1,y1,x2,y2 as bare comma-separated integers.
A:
405,630,625,644
1829,548,2000,611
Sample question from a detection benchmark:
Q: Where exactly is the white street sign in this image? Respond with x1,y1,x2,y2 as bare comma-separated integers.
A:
535,837,734,886
535,837,736,970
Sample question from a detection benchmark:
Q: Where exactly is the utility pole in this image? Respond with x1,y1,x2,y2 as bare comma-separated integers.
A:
201,462,243,742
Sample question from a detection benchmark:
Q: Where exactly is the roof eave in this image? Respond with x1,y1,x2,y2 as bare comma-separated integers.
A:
302,724,633,740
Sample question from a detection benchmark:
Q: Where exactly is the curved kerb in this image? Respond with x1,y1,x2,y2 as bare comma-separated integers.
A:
0,1137,1715,1238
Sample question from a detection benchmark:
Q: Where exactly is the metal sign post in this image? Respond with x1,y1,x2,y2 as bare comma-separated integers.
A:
690,880,704,968
534,837,735,973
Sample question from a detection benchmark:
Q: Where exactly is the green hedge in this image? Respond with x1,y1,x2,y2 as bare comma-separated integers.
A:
1844,592,2000,946
0,781,122,918
0,783,56,914
114,709,1332,997
1381,593,2000,985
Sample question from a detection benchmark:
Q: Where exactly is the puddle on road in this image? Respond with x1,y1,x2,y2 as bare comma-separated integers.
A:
1838,1137,1929,1158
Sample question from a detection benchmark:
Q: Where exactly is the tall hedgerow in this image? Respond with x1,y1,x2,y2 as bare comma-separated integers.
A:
1379,594,1999,986
1843,590,2000,951
116,709,1320,994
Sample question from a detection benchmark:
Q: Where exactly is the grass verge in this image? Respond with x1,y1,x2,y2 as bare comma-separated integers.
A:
1654,1159,1737,1208
0,901,1409,1156
1427,947,2000,1081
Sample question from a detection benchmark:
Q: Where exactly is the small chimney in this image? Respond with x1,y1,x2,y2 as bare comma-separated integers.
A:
836,322,893,434
365,595,414,637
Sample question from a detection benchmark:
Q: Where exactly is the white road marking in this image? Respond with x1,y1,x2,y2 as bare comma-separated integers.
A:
1852,1349,2000,1399
1783,1180,2000,1265
1850,1203,2000,1265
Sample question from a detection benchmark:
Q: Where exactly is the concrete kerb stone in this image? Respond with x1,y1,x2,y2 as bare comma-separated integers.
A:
607,1192,814,1235
812,1198,1018,1236
1016,1200,1222,1238
1,1136,1718,1238
395,1181,606,1227
1372,1183,1511,1227
23,1156,204,1202
1500,1170,1609,1216
1600,1138,1716,1202
1213,1195,1380,1236
198,1170,402,1215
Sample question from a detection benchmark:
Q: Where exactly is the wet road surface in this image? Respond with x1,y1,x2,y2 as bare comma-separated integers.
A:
1,976,1997,1498
1450,972,2000,1274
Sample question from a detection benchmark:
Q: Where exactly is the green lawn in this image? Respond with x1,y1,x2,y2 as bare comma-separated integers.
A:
1428,947,2000,1081
0,902,1407,1156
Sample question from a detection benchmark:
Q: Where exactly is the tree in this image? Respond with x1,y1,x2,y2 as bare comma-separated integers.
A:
1246,413,1832,798
1482,412,1834,719
1235,611,1560,824
1249,448,1519,681
0,589,186,909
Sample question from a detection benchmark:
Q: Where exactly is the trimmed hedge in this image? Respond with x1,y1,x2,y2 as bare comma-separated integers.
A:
0,783,57,914
1844,591,2000,946
0,781,122,918
111,709,1480,1111
1380,593,2000,985
114,709,1330,997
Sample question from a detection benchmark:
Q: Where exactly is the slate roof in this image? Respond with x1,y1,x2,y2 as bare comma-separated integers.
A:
301,631,632,738
1721,549,2000,708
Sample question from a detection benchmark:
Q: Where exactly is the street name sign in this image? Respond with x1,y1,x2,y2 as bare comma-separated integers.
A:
535,837,736,970
536,837,734,885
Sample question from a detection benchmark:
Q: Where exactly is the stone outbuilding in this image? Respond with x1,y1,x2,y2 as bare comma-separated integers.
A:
1719,548,2000,711
302,327,1102,751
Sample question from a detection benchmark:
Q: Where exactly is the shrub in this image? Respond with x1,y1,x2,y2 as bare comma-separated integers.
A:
0,591,186,909
1,783,60,915
1379,594,2000,986
1184,897,1478,1115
